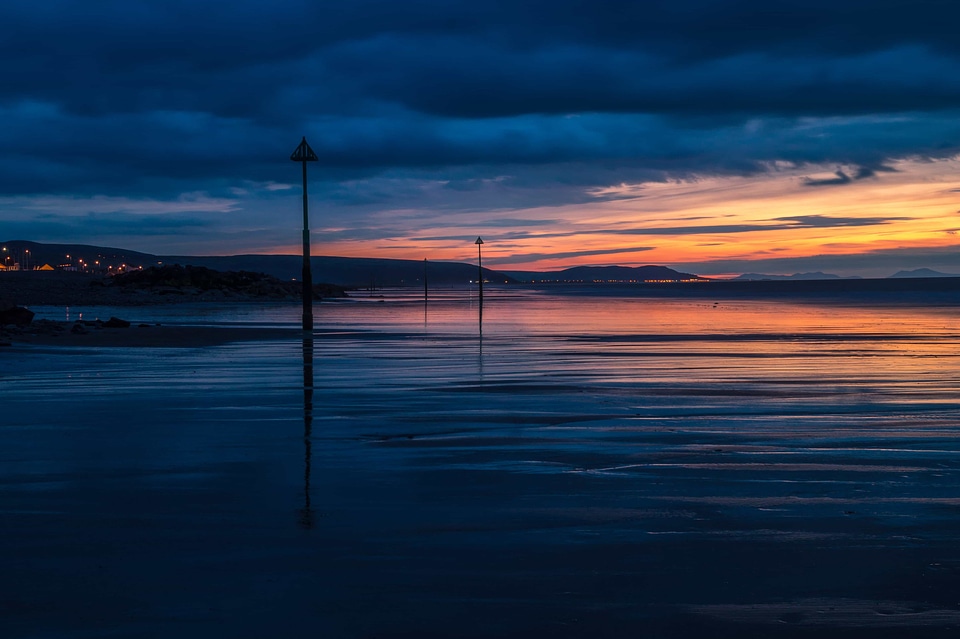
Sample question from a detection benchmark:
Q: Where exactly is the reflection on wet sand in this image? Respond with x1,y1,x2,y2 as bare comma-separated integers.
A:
300,336,314,529
7,292,960,637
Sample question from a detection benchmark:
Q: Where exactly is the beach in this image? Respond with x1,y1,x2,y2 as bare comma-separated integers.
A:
4,288,960,637
0,270,324,348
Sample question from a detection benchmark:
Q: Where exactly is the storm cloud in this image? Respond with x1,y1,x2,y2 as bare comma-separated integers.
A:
1,0,959,266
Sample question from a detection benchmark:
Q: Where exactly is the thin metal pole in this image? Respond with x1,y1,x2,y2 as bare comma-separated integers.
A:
301,159,313,332
477,242,483,333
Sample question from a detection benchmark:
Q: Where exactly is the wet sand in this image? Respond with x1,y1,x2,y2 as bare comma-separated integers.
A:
3,322,305,348
4,293,960,638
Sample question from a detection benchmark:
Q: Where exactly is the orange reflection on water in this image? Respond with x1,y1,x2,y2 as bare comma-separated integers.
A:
481,293,958,339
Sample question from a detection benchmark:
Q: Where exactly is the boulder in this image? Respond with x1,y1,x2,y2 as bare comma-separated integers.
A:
0,306,35,327
103,316,131,328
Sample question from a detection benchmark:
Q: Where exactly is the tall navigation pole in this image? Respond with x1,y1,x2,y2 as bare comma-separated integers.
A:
291,137,319,331
475,236,484,333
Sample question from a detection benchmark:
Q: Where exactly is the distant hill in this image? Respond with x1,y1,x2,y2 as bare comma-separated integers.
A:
0,240,516,287
112,264,347,299
163,255,517,287
506,265,703,282
0,240,155,271
889,268,960,279
734,271,859,281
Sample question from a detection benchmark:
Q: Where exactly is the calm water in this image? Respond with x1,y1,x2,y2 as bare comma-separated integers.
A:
5,288,960,638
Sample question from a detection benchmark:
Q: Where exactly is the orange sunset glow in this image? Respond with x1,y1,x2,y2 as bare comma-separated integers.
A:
294,158,960,277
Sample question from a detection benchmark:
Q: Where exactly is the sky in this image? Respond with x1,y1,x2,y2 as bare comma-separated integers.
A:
1,0,959,277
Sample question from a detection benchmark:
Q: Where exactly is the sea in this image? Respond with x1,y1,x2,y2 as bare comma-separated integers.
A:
4,285,960,638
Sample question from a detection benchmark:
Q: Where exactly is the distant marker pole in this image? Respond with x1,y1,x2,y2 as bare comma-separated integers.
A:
291,137,319,332
475,236,484,333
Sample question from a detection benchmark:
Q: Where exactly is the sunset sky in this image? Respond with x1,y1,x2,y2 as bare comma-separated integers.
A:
2,1,959,277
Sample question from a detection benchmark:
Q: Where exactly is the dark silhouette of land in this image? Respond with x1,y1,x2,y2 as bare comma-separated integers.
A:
0,240,518,287
6,241,960,303
735,271,860,281
504,264,703,282
0,266,346,307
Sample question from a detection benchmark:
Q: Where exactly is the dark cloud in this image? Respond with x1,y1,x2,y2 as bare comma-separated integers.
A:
1,0,960,254
802,164,902,187
773,214,909,227
616,224,784,235
415,229,578,243
803,170,853,187
610,214,905,235
475,218,560,228
0,213,211,243
414,214,906,244
854,164,898,179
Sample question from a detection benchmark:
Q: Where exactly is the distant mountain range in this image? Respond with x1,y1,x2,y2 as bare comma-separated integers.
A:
159,254,518,287
889,268,960,278
1,241,702,286
736,269,960,280
6,240,960,285
0,240,517,287
734,271,861,281
504,265,703,282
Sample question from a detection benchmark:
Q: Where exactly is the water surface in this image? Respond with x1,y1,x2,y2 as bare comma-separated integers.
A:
5,288,960,637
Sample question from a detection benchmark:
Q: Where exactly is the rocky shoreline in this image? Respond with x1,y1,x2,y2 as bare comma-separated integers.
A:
0,266,347,308
0,266,347,347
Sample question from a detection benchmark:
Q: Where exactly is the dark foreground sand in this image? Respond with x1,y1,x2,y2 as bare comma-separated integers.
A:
5,292,960,638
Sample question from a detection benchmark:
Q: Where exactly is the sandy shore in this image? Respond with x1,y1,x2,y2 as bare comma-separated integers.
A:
0,270,314,347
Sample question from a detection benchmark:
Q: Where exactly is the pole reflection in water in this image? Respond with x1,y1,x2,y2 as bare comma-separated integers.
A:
299,336,315,529
478,331,484,375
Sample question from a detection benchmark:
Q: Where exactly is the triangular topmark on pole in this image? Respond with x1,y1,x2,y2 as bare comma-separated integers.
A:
291,137,319,162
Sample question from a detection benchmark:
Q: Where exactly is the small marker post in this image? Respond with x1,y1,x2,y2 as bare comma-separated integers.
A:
475,237,484,333
290,137,319,332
